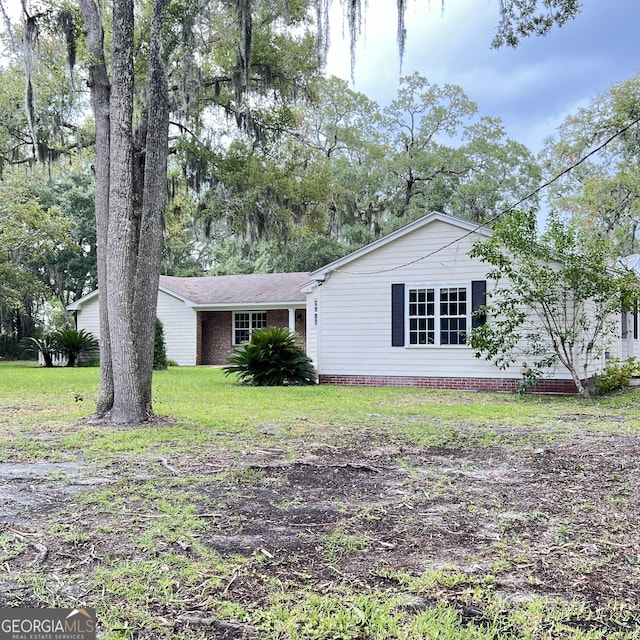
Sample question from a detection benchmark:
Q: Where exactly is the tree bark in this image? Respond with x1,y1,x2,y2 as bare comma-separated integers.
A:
79,0,114,417
134,0,170,413
107,0,144,423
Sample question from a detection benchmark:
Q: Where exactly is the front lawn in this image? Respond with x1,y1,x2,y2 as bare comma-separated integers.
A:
1,362,639,638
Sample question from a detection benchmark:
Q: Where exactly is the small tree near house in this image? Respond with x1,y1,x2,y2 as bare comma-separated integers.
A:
468,210,638,397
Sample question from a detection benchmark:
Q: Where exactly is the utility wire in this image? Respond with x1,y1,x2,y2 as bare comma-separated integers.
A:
332,113,640,276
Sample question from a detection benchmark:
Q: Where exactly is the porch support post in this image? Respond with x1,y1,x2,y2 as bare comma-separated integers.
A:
288,307,295,332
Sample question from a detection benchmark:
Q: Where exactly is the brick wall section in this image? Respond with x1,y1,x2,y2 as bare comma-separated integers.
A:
266,309,307,346
318,375,579,394
266,309,288,328
200,311,233,365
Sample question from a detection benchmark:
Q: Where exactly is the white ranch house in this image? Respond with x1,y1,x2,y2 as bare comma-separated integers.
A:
69,212,639,392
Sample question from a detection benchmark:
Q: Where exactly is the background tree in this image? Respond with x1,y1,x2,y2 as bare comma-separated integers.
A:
469,210,636,397
0,9,91,176
383,73,477,217
295,76,387,239
381,74,540,224
0,178,74,356
450,117,541,222
25,166,98,313
541,72,640,257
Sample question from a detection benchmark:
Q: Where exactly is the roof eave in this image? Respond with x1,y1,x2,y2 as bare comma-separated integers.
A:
190,300,306,311
66,289,99,311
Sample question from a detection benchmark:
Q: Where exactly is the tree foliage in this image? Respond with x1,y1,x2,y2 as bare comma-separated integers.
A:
492,0,582,48
541,72,640,257
382,73,540,223
0,176,79,355
469,210,637,397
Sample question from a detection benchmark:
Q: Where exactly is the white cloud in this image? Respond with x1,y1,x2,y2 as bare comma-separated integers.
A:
324,0,640,154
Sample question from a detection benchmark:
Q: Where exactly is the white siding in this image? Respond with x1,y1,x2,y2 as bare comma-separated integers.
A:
74,296,101,341
74,291,197,366
618,311,640,361
313,219,573,381
157,291,197,366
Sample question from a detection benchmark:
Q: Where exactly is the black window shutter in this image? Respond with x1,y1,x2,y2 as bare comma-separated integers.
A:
391,284,405,346
471,280,487,329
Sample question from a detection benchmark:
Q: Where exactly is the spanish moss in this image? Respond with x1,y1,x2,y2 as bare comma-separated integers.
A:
57,9,77,90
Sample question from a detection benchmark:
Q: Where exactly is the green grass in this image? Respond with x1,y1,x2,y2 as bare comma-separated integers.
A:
2,361,638,461
2,361,640,639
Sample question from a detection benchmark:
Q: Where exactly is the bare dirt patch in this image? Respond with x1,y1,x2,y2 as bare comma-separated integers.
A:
1,429,640,636
193,433,640,605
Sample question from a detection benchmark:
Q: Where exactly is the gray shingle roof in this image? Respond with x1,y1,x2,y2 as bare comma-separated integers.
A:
159,272,309,305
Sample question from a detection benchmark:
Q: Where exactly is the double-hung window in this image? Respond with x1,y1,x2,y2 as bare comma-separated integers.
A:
408,288,435,345
233,311,267,344
408,286,468,346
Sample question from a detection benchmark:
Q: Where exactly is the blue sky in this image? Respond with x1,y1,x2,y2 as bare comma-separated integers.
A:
325,1,640,155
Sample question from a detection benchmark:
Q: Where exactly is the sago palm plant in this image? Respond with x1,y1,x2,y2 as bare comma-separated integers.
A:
223,326,316,386
53,328,99,367
20,334,62,367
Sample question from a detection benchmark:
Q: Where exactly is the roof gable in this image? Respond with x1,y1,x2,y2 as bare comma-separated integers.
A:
308,212,492,281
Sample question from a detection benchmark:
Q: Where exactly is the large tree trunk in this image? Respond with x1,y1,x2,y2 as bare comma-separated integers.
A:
81,0,170,424
108,0,146,424
79,0,114,418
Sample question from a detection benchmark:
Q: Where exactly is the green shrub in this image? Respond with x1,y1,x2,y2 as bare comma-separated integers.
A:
154,318,169,370
223,326,316,386
593,357,639,395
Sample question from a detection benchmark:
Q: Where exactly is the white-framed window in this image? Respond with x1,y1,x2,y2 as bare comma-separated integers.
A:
233,311,267,344
407,286,468,346
408,288,435,345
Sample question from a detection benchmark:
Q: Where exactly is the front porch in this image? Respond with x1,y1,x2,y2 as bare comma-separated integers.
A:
196,308,306,365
